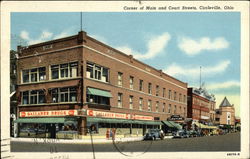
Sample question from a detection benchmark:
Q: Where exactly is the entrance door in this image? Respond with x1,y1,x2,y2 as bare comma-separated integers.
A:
50,124,56,138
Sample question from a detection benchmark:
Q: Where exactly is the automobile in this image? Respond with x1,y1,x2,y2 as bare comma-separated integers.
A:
144,129,163,140
189,130,198,137
173,129,190,138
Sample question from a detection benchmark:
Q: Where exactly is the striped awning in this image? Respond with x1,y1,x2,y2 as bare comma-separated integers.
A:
87,88,113,97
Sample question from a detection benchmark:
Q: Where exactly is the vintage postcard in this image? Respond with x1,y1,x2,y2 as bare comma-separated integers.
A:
1,1,249,159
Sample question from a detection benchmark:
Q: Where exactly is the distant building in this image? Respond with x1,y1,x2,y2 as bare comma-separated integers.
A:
187,87,216,124
215,97,235,126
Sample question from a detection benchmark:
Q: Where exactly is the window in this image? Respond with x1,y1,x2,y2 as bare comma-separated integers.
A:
168,90,172,99
168,104,171,113
183,95,186,103
174,105,177,114
129,76,134,89
148,100,152,111
179,106,182,115
139,98,143,110
22,67,46,83
118,72,123,86
148,83,152,94
129,96,133,109
51,65,59,79
163,103,166,112
174,91,177,100
118,93,123,108
163,88,166,97
86,62,108,82
21,90,45,105
156,85,159,96
139,80,143,91
87,95,110,105
51,87,77,103
156,101,159,112
179,93,182,102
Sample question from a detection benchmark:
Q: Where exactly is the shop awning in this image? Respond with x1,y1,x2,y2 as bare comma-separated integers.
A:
168,121,182,130
87,88,113,97
194,122,216,129
161,121,175,128
144,121,162,125
14,117,77,124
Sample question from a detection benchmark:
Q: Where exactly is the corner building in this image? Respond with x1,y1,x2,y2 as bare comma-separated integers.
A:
16,31,187,138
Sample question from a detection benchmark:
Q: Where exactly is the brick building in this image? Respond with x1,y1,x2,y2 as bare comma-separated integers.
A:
187,87,216,124
15,31,187,138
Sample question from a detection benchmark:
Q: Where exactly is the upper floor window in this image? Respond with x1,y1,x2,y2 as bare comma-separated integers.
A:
148,100,152,111
148,83,152,94
21,90,45,105
168,104,171,113
156,85,159,96
52,87,77,103
139,98,143,110
179,93,182,102
51,62,78,80
118,72,123,86
129,96,133,109
174,91,177,100
118,93,123,108
156,101,159,112
163,88,166,97
129,76,134,89
22,67,46,83
183,95,186,103
139,80,143,91
168,90,172,99
86,62,108,82
174,105,177,114
163,103,166,113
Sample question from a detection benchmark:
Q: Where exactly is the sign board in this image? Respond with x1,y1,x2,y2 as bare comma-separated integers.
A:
20,110,78,117
87,110,153,121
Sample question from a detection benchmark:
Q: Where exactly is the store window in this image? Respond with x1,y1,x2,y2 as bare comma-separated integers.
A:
148,100,152,111
118,93,123,108
139,98,143,110
129,76,134,89
139,80,143,91
22,67,46,83
129,96,133,109
21,90,45,105
118,72,123,86
51,87,77,103
148,83,152,94
156,85,159,96
51,62,78,80
86,62,109,82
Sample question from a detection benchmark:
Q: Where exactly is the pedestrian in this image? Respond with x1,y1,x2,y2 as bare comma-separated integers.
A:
160,129,164,140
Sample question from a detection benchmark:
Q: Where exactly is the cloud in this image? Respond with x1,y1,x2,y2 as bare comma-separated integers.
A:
20,30,30,40
164,60,231,78
178,36,229,55
54,31,71,39
40,31,53,39
206,81,240,91
116,32,171,60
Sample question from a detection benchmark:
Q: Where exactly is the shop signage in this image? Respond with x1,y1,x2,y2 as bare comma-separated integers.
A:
168,115,184,121
87,110,153,121
20,110,78,117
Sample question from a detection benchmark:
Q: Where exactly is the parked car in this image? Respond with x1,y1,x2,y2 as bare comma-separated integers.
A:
144,129,162,140
173,129,191,138
189,130,198,137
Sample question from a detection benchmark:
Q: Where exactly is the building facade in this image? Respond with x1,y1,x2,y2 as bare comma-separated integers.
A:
187,87,216,124
15,31,187,138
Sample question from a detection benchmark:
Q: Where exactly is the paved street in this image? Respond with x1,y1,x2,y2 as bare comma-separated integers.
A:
11,132,240,152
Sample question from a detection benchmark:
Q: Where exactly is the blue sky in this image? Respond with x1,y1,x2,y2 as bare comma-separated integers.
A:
11,12,241,116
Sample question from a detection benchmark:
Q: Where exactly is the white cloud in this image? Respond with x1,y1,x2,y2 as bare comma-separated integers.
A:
206,81,240,91
20,30,30,40
178,36,229,55
54,31,71,39
116,32,171,60
164,60,231,78
40,31,53,39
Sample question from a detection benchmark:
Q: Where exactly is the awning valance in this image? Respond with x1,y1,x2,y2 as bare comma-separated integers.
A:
161,121,175,128
14,117,77,124
87,88,112,98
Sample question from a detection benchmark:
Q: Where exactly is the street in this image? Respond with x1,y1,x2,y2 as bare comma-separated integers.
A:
11,132,240,152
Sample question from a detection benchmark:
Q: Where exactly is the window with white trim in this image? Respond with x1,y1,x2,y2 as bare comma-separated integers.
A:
22,67,46,83
118,93,123,108
129,76,134,89
21,90,45,105
51,62,78,80
148,100,152,111
148,83,152,94
139,98,143,110
163,103,166,113
51,87,77,103
163,88,166,97
129,96,133,109
156,85,159,96
86,62,109,82
168,104,171,113
139,80,143,91
118,72,123,86
156,101,159,112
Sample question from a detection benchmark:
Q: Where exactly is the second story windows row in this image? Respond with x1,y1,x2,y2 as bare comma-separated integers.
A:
22,90,45,105
87,62,109,82
22,67,46,83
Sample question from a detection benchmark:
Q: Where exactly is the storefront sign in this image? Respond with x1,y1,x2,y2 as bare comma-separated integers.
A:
20,110,78,117
87,110,153,121
168,115,184,121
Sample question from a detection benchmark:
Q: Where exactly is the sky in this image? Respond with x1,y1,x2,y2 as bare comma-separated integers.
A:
11,12,241,116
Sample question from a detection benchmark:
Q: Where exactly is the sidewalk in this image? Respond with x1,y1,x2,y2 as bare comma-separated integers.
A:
11,135,173,144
